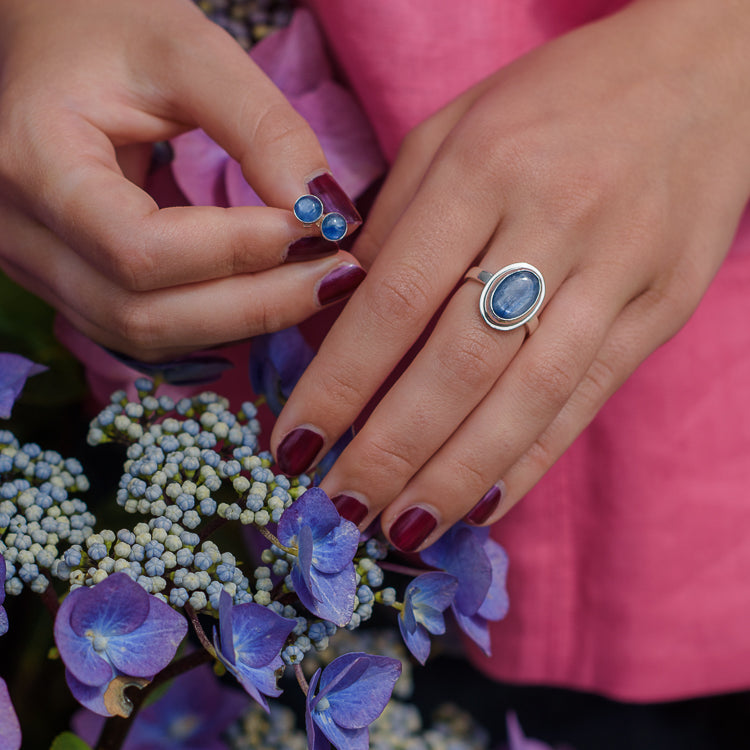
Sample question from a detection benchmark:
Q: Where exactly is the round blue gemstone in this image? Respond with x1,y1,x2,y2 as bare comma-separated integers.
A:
294,195,324,224
490,270,541,320
320,212,347,242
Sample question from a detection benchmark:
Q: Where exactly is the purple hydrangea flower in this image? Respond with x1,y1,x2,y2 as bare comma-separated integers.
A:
53,573,188,716
0,677,21,750
0,556,8,637
213,590,296,711
249,327,314,416
305,652,401,750
72,662,248,750
420,523,509,655
277,488,359,626
398,572,458,665
505,711,575,750
0,353,46,418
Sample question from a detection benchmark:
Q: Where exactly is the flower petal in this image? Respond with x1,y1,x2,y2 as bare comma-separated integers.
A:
320,653,401,730
407,572,458,615
295,566,355,627
230,601,296,669
278,488,340,545
69,573,150,637
305,669,330,750
0,353,46,418
54,590,113,687
312,709,368,750
312,520,360,575
65,667,112,716
398,616,431,665
106,592,187,677
453,607,492,656
0,677,21,750
477,541,510,621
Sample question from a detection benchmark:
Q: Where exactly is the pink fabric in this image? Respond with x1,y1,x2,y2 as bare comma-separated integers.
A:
306,0,750,700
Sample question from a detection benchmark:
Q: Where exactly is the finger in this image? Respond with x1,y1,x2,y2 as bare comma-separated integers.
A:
373,270,638,551
12,118,335,292
0,212,365,359
271,148,505,475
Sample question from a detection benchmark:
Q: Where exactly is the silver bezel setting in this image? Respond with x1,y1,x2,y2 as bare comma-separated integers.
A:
293,194,324,226
478,262,545,331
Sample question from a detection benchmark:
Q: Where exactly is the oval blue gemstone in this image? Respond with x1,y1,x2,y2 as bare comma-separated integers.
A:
320,212,347,242
490,270,541,320
294,195,324,224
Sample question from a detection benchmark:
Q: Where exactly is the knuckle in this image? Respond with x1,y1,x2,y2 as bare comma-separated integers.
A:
316,361,369,414
356,432,421,480
520,348,580,413
109,295,163,356
104,230,158,292
246,101,311,159
363,264,432,330
433,326,498,393
451,449,496,493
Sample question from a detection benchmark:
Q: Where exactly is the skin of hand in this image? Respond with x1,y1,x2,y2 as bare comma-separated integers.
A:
0,0,362,361
271,0,750,551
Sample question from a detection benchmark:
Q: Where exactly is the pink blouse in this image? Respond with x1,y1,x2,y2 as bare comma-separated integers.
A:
306,0,750,701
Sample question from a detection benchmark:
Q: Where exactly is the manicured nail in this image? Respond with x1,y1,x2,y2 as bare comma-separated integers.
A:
307,171,362,229
465,482,505,525
285,236,339,262
331,493,369,525
389,506,438,552
276,427,325,475
316,264,366,306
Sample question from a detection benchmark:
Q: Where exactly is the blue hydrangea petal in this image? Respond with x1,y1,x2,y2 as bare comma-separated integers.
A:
414,603,447,636
305,669,330,750
106,593,187,677
65,667,112,717
218,590,236,666
234,658,284,707
406,572,458,617
453,608,492,656
320,653,401,730
278,488,339,545
230,601,296,669
0,676,21,750
421,525,491,616
477,541,510,621
398,616,431,665
69,573,150,638
312,520,360,575
0,353,46,419
292,565,355,627
297,523,315,594
54,591,114,687
312,708,368,750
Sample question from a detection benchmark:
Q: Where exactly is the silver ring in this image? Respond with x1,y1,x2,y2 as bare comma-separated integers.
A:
464,262,545,333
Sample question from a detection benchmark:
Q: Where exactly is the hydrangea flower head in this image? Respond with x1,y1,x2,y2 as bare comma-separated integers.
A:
54,572,188,715
277,488,359,626
305,652,401,750
0,353,46,418
72,663,248,750
420,523,509,655
398,572,458,665
213,590,296,711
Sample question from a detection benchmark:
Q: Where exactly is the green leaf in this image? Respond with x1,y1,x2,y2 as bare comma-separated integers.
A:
49,732,93,750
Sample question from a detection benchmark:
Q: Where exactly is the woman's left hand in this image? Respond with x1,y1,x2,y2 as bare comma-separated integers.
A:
271,0,750,551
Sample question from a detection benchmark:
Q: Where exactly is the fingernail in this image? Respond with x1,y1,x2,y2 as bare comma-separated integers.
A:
285,236,339,263
331,493,369,525
465,482,505,525
276,427,325,475
316,264,366,306
307,171,362,229
389,506,438,552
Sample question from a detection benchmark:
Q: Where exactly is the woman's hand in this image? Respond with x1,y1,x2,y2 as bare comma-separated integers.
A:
0,0,362,361
271,0,750,550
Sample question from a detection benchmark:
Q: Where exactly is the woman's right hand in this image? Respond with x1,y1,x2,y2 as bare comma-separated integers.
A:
0,0,362,361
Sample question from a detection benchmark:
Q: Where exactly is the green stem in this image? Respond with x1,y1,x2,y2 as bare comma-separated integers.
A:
258,525,296,556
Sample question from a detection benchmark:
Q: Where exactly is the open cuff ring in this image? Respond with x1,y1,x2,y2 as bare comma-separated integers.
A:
464,262,545,334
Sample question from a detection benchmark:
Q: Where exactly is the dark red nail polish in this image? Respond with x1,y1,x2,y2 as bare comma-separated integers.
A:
307,172,362,229
465,484,504,525
285,236,339,262
331,494,369,525
316,264,366,306
389,507,438,552
276,427,324,476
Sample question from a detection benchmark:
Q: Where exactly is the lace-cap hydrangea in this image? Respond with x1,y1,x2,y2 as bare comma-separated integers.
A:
53,572,188,716
213,590,296,711
277,488,359,627
305,652,401,750
420,523,509,656
0,353,46,418
398,572,458,665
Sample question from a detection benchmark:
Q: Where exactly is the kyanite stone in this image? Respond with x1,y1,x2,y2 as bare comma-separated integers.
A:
490,270,541,320
320,212,347,242
294,194,324,224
